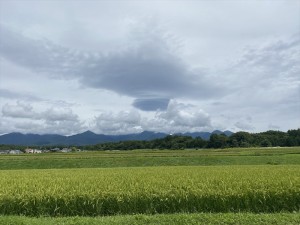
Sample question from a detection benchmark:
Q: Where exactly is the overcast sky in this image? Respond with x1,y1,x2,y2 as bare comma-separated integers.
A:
0,0,299,135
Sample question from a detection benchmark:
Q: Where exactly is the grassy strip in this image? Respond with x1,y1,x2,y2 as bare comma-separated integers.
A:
0,147,300,170
0,213,300,225
0,166,299,216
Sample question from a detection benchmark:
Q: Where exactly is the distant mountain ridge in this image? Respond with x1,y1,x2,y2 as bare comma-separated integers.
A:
0,130,233,146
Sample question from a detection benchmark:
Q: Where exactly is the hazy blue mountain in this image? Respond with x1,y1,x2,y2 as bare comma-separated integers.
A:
65,131,113,145
0,130,233,146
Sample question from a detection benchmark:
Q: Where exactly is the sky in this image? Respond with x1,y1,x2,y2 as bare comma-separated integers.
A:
0,0,299,135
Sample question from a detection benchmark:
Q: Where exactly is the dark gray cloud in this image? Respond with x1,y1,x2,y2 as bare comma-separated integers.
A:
0,23,223,111
132,98,170,111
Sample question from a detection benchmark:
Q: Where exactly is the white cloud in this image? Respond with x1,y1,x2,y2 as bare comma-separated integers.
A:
205,35,300,132
2,101,79,122
1,101,85,134
2,101,37,119
92,110,142,135
144,100,211,134
90,100,211,135
159,100,211,127
44,108,78,122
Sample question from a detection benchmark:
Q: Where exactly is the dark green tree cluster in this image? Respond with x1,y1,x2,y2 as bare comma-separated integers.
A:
209,129,300,149
84,135,207,151
84,129,300,150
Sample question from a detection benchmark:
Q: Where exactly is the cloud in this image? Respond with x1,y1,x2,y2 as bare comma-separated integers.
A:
205,35,300,132
234,116,254,131
0,88,78,108
44,108,78,122
268,124,281,130
92,110,142,135
90,100,212,135
0,22,223,111
232,34,300,87
8,120,84,135
0,25,62,74
2,101,37,119
2,101,80,122
1,102,85,135
0,88,43,101
132,98,170,111
1,2,299,135
234,121,254,131
147,100,212,133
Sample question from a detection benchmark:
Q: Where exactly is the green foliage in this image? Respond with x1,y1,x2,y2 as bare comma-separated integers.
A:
208,134,228,148
287,129,300,146
260,139,272,147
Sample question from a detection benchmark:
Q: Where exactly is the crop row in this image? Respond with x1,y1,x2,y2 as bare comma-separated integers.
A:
0,165,299,216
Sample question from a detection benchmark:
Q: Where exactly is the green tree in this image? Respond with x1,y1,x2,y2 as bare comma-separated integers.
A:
208,134,228,148
260,139,272,147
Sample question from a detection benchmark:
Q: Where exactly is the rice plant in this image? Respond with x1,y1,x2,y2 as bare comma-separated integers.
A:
0,165,299,216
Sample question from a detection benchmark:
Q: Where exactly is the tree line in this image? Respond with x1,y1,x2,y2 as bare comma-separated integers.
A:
84,129,300,150
0,129,299,151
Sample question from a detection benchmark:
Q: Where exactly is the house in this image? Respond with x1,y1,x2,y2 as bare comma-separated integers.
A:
25,148,34,153
0,150,10,154
61,148,71,153
50,148,60,152
25,148,43,153
34,149,43,154
9,150,23,154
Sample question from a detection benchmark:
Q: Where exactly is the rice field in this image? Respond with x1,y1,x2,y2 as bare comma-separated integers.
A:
0,165,299,216
0,147,299,224
1,147,300,170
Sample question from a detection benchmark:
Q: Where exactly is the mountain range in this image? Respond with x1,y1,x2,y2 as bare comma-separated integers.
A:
0,130,233,146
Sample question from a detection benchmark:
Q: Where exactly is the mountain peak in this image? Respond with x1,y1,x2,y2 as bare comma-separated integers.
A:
81,130,97,135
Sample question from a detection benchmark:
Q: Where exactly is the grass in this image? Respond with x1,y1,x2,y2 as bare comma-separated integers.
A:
1,213,300,225
0,147,299,170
